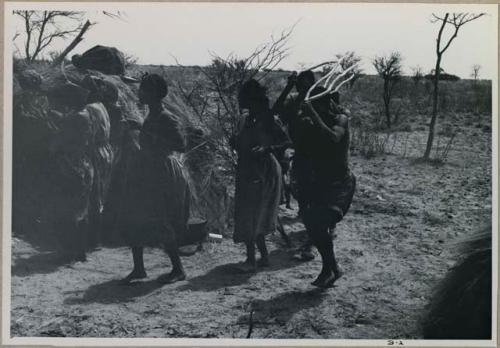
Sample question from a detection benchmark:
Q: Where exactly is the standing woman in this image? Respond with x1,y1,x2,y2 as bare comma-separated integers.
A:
232,79,290,273
120,73,190,284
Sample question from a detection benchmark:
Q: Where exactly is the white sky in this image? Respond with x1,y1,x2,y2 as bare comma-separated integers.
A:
8,2,498,79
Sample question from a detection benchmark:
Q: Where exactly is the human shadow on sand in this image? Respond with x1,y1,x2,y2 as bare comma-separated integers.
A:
12,251,76,277
178,248,304,293
237,288,328,326
64,278,164,305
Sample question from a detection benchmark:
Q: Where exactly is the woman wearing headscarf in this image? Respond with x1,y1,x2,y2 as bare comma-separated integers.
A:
81,75,141,246
119,73,190,284
232,79,291,273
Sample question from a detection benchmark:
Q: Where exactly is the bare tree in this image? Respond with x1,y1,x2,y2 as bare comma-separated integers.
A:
335,51,363,88
123,52,139,69
423,12,485,160
13,10,87,62
176,26,294,170
471,64,481,81
208,24,294,83
372,52,403,129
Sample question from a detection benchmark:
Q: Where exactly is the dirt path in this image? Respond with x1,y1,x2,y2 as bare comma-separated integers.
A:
10,129,491,339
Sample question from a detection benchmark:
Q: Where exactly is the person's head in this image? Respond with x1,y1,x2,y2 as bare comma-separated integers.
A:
308,87,336,118
139,73,168,105
238,79,269,112
82,75,119,105
296,70,315,96
309,87,341,115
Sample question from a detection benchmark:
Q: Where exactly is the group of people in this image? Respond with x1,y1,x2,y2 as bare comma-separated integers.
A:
118,69,355,289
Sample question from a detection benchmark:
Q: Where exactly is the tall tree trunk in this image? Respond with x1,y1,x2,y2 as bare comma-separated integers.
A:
424,55,442,159
23,11,32,62
384,79,391,128
51,20,92,68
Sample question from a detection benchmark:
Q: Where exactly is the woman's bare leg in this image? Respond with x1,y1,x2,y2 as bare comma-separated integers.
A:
256,235,270,267
158,242,186,284
122,246,147,283
235,241,257,273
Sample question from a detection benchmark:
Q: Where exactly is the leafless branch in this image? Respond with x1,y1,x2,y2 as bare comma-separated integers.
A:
424,12,485,159
471,64,481,80
51,19,92,67
431,12,486,55
102,10,128,22
14,10,87,62
176,25,295,169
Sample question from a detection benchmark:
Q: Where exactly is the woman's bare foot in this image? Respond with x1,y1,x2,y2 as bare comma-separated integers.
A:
334,267,343,281
311,269,341,288
257,257,270,268
157,270,186,284
311,269,329,286
314,273,337,289
121,269,147,284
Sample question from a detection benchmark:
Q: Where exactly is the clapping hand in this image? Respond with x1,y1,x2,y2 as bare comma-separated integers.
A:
251,145,267,155
303,100,315,112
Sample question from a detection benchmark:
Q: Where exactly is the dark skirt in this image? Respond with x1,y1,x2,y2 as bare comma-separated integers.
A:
233,154,282,243
302,171,356,229
119,152,190,247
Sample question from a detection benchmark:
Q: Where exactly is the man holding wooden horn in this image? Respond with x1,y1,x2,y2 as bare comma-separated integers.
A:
275,59,357,288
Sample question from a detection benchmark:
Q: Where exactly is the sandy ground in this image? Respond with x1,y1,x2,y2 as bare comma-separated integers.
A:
10,128,492,339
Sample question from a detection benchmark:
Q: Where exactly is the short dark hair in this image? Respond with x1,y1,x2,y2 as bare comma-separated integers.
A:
309,86,330,110
140,73,168,100
297,70,315,86
238,79,269,109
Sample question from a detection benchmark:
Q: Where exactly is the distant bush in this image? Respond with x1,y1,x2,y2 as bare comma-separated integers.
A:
396,122,413,132
425,73,460,81
343,75,491,119
350,129,397,159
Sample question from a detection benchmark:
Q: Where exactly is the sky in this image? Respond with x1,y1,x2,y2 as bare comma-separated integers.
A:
8,2,498,79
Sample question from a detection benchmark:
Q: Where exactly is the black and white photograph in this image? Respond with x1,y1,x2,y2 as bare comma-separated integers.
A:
3,1,498,345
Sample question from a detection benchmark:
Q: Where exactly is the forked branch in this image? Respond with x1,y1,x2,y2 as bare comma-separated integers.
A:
304,54,360,102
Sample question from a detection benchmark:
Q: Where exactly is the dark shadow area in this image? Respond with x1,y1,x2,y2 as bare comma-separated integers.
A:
13,226,63,253
11,233,107,277
238,288,328,326
63,278,164,305
178,248,303,292
12,251,74,277
177,262,255,292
